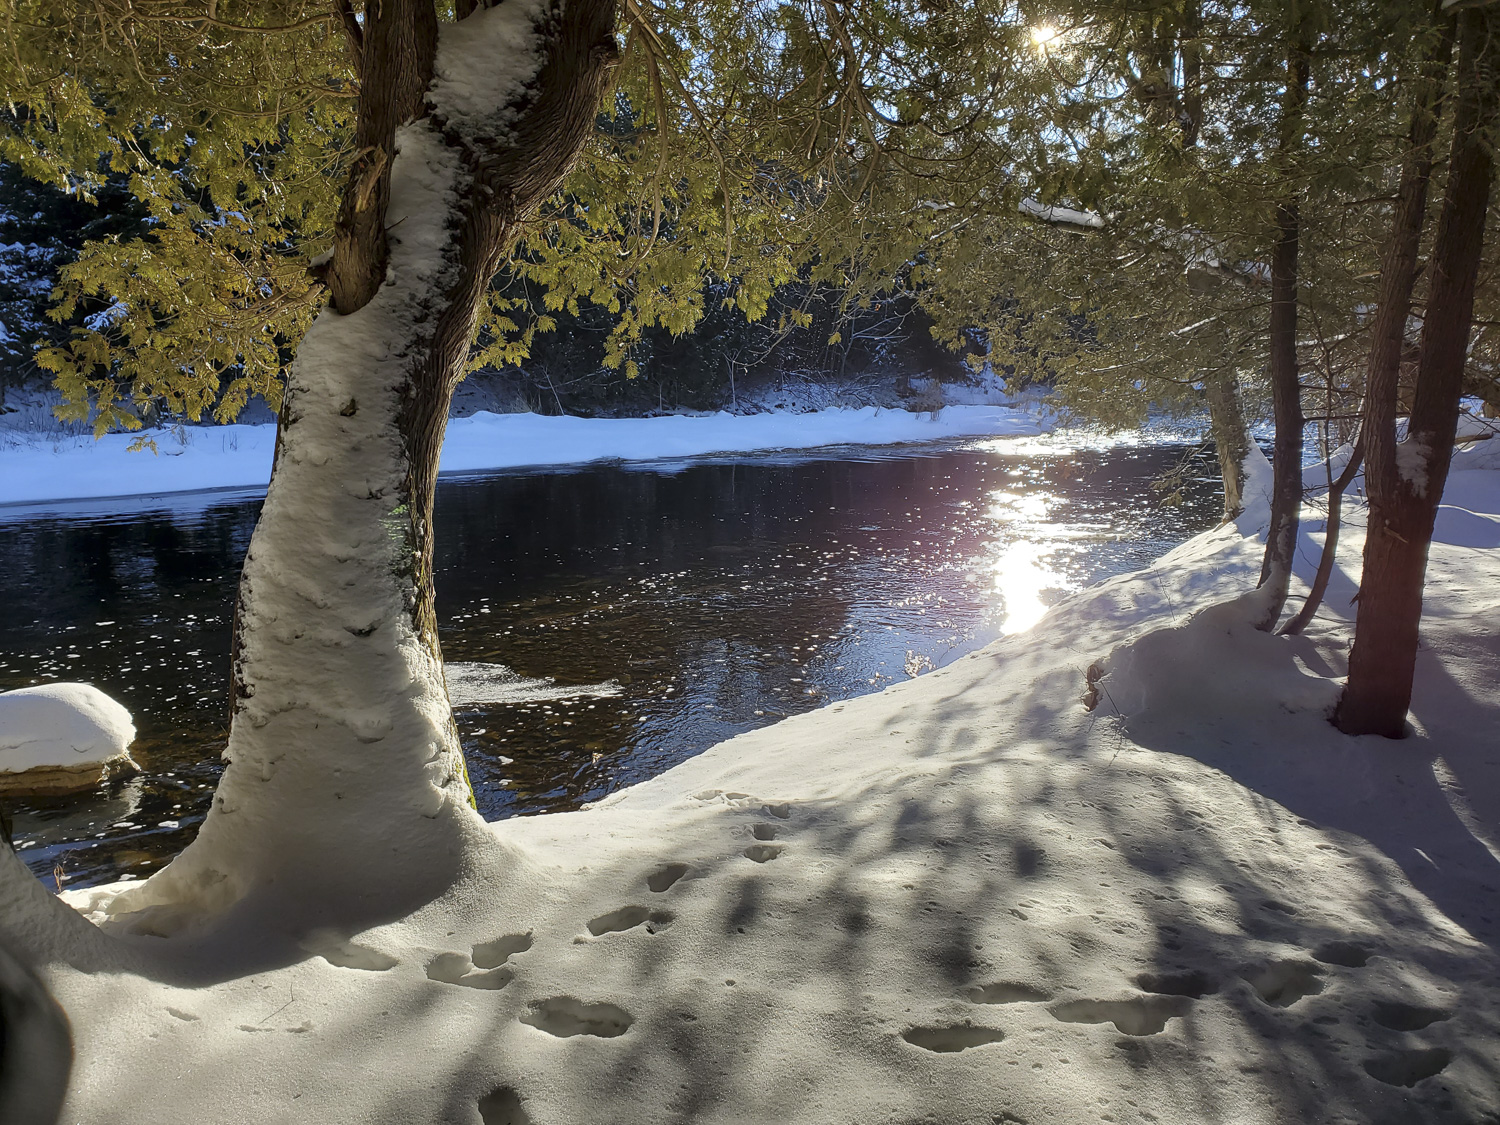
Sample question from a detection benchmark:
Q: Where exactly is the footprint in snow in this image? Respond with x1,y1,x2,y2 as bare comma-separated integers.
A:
1133,969,1218,999
472,932,534,968
583,906,674,938
1312,940,1371,968
425,931,532,990
692,789,754,805
964,981,1053,1004
427,953,513,990
1242,959,1323,1008
1370,1000,1452,1032
299,929,398,972
521,997,633,1038
902,1023,1006,1052
1363,1047,1452,1087
1049,995,1193,1037
646,863,689,892
478,1086,532,1125
236,1020,314,1034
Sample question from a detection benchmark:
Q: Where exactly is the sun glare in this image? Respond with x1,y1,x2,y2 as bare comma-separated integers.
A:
1029,25,1061,53
992,541,1057,633
985,490,1070,634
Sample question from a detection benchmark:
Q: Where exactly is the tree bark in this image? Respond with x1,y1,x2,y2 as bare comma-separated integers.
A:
1253,43,1311,631
101,0,622,925
1348,10,1454,602
324,0,439,315
1336,8,1494,737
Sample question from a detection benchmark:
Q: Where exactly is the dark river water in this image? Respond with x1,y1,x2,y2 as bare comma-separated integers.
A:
0,437,1221,888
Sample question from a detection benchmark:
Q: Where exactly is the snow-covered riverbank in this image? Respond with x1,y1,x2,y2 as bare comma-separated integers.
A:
0,404,1046,506
13,434,1497,1124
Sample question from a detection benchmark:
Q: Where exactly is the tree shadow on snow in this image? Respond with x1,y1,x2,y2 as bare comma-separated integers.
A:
405,660,1500,1125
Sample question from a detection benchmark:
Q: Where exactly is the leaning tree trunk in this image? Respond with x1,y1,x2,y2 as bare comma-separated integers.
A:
1280,434,1364,636
1253,43,1312,632
1336,9,1494,738
102,0,621,924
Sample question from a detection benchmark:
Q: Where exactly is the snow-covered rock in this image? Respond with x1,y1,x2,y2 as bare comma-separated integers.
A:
0,684,138,795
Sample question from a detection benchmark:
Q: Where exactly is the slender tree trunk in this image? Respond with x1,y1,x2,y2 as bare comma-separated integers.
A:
99,0,621,924
1336,9,1493,737
1204,365,1250,520
1281,434,1363,635
1180,0,1204,148
1253,44,1311,631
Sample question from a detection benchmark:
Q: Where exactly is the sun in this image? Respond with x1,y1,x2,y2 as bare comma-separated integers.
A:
1030,24,1061,54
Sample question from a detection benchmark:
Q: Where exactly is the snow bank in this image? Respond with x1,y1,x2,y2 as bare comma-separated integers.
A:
0,405,1043,507
0,683,138,795
1101,592,1342,720
35,435,1500,1124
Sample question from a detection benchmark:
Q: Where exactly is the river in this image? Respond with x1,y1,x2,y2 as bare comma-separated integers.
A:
0,435,1221,888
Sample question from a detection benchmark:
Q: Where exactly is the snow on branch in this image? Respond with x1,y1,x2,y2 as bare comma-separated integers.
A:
1018,197,1105,230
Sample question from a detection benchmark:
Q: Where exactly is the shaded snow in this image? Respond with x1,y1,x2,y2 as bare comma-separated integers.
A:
1398,436,1432,496
31,428,1500,1125
429,0,550,136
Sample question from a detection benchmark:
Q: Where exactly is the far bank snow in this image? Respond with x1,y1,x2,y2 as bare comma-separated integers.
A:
0,405,1044,506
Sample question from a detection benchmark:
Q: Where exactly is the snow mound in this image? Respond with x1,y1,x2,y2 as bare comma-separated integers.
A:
1099,593,1341,724
0,683,138,794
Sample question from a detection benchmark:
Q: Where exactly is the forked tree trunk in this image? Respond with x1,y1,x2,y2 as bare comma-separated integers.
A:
1204,365,1250,520
1253,44,1311,631
97,0,621,924
1345,8,1453,607
1336,8,1495,737
1280,434,1363,636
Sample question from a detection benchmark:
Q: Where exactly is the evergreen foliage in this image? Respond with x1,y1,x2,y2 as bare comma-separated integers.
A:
0,0,1494,434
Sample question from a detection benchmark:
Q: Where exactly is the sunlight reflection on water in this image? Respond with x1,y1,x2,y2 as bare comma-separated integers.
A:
1,439,1221,887
984,489,1076,633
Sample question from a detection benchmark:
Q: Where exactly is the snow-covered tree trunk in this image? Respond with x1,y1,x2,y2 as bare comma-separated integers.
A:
1203,366,1250,521
1337,8,1494,738
98,0,620,923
